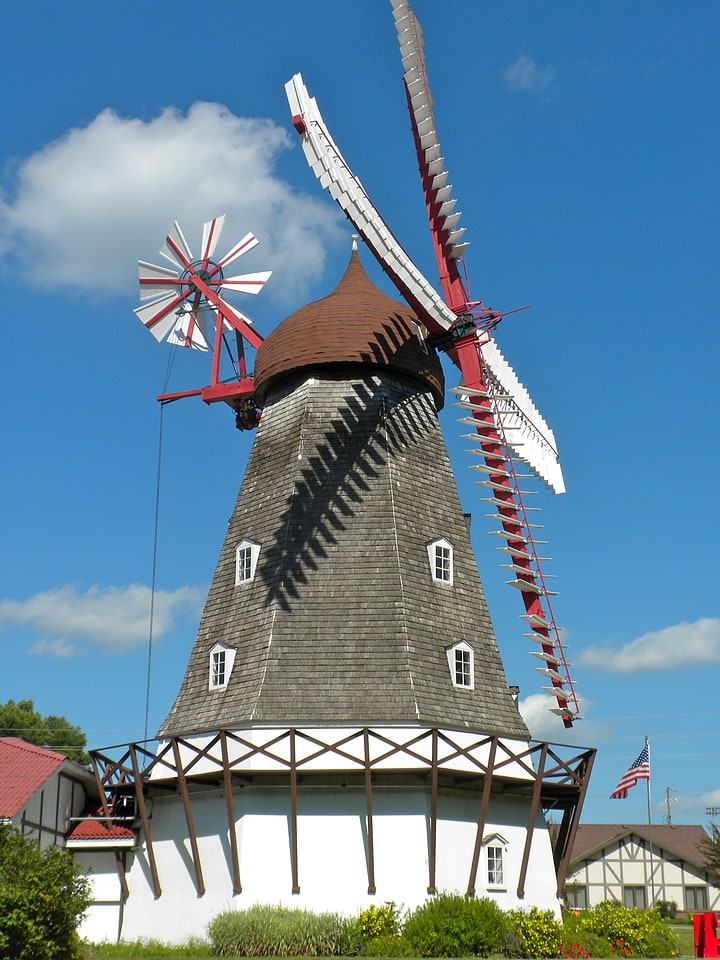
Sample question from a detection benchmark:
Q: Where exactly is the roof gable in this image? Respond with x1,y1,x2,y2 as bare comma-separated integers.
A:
571,823,710,869
0,737,66,818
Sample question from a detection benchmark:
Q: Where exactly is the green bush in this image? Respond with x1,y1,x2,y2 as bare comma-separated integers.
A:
356,903,402,941
503,907,563,957
562,901,679,958
403,893,503,957
208,904,346,956
361,933,414,956
84,937,210,956
341,903,408,956
655,900,677,920
0,822,91,960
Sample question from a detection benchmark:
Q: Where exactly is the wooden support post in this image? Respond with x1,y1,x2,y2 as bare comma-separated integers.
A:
517,742,548,898
114,850,130,901
554,750,596,896
363,727,376,894
220,730,242,894
290,728,300,894
171,738,205,896
467,735,498,896
129,743,162,898
90,756,129,900
428,728,438,894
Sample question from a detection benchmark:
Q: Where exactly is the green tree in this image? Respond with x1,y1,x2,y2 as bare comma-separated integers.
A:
0,699,88,764
700,822,720,886
0,821,91,960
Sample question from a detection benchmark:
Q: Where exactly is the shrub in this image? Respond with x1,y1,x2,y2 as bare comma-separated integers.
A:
84,938,210,956
361,933,414,956
0,821,91,960
655,900,677,920
356,903,402,941
562,901,679,958
503,907,563,957
208,904,346,956
403,893,503,957
342,903,408,956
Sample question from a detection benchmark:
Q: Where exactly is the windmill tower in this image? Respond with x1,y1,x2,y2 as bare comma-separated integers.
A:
73,1,595,946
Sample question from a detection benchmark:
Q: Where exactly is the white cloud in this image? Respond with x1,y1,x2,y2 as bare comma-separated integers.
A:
578,617,720,675
674,788,720,819
0,583,204,656
519,691,612,745
504,55,558,98
519,692,561,740
0,102,343,304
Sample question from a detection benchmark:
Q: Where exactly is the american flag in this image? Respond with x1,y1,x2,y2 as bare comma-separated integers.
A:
610,742,650,798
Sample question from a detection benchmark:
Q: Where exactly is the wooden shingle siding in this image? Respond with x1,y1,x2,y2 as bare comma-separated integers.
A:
159,251,527,741
159,371,527,739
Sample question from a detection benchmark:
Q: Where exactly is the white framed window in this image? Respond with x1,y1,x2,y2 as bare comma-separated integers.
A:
209,642,236,691
427,537,453,584
483,833,508,890
446,641,474,689
487,846,504,886
235,539,261,585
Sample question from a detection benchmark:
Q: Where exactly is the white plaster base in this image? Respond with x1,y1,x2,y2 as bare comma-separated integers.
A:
77,782,560,944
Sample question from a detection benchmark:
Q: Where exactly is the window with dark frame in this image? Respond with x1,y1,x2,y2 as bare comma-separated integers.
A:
622,886,646,909
685,886,708,911
566,885,588,909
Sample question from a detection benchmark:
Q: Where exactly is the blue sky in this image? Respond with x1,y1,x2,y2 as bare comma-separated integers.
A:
1,1,718,828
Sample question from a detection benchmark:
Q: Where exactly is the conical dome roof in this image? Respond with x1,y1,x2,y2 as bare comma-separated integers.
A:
254,250,444,408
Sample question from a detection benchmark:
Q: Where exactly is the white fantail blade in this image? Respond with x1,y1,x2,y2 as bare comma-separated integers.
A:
285,73,457,336
160,221,193,269
168,307,210,351
216,232,259,271
200,215,226,263
219,270,272,295
134,292,182,341
536,666,568,684
475,338,566,495
138,260,180,301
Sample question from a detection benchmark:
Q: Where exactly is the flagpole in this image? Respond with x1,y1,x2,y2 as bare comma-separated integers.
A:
645,735,656,906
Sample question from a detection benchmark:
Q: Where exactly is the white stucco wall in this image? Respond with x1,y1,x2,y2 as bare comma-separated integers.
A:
77,783,560,944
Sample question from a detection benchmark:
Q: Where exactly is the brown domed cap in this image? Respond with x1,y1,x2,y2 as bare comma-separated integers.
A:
254,250,444,408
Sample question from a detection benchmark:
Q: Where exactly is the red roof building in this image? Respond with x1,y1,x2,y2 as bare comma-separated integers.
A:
0,737,96,847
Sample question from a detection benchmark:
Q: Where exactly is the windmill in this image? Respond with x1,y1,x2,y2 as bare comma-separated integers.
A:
71,1,594,945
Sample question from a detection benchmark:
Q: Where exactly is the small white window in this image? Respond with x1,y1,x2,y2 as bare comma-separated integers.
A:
427,537,453,584
209,642,236,691
446,641,474,689
487,845,504,886
484,833,508,890
235,539,261,585
212,650,226,686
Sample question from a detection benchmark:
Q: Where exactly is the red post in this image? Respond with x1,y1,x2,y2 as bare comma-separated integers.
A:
694,913,720,958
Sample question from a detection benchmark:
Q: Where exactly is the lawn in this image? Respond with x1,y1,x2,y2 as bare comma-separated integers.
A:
671,922,695,957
